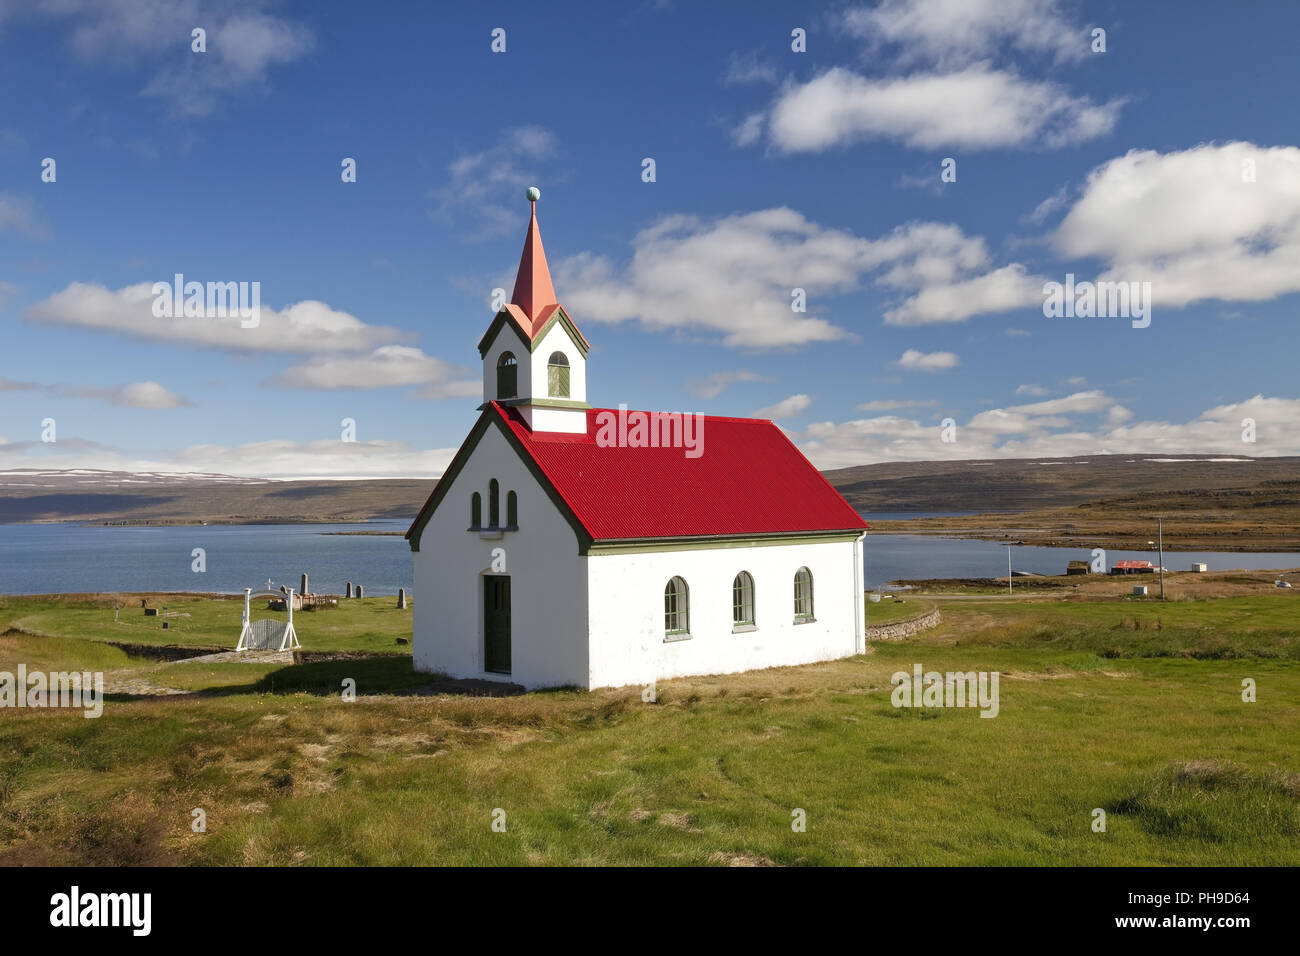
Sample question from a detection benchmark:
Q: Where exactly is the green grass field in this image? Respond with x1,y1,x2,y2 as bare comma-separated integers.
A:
864,595,936,625
1,587,1296,866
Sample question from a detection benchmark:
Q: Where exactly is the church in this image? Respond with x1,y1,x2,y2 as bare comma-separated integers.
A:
406,189,869,690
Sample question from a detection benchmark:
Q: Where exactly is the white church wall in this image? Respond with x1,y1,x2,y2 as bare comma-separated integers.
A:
529,320,586,403
585,536,864,689
412,423,590,688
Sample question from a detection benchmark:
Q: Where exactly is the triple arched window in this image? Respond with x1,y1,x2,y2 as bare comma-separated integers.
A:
471,480,518,530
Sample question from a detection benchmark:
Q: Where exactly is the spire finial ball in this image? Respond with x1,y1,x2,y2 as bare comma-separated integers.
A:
526,186,541,202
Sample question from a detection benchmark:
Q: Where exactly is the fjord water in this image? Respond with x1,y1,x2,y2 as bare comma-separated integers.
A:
0,518,1297,595
0,520,416,596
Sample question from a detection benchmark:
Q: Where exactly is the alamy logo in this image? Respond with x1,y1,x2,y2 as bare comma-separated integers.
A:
50,886,151,936
595,404,704,459
151,273,261,328
891,664,999,718
0,666,103,718
1042,274,1151,329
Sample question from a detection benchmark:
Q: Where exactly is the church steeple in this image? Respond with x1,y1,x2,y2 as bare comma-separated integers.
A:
510,186,557,322
477,187,591,435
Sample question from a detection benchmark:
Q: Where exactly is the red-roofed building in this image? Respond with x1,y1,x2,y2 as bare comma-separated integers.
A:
407,191,868,689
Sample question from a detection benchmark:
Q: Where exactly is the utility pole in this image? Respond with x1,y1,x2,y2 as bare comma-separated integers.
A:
1158,517,1166,601
1007,546,1013,596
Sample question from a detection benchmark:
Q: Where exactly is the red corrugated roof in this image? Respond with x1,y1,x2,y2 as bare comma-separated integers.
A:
489,402,869,541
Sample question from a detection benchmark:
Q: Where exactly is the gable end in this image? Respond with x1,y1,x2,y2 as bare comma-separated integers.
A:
406,407,594,554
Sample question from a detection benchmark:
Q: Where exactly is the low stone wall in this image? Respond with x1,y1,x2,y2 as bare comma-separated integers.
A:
105,641,226,661
865,608,941,642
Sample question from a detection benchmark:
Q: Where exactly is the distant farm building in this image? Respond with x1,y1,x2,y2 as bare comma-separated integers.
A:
1110,560,1157,575
1066,560,1091,575
1190,562,1208,573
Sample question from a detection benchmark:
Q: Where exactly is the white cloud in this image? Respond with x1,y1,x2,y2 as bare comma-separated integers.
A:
23,1,313,116
1053,142,1300,309
557,208,870,348
723,50,778,85
276,346,478,397
797,393,1300,468
687,370,770,400
857,398,939,411
1024,184,1072,224
1004,390,1113,416
884,263,1044,325
0,193,49,239
558,211,1040,346
63,381,192,409
754,394,812,419
0,435,459,481
0,280,19,311
430,126,557,240
1015,384,1049,396
897,349,959,372
731,112,765,147
843,0,1090,68
764,65,1121,153
1,376,189,408
25,282,411,354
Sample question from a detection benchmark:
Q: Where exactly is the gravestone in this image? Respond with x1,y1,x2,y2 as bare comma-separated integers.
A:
301,572,309,596
356,584,364,599
397,588,407,609
346,582,353,598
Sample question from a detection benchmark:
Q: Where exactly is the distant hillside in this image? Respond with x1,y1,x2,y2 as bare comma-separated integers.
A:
1,456,1297,534
822,454,1300,513
0,469,432,525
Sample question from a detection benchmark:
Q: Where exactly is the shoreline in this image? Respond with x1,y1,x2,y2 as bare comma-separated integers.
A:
3,516,1297,551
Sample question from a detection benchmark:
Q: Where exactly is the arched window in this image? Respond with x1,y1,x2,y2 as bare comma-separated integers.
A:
470,492,482,529
547,351,570,398
733,571,755,627
794,567,814,620
489,479,500,528
664,576,690,636
506,490,518,528
497,352,518,398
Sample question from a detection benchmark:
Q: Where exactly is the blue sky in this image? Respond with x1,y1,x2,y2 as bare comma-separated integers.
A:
1,0,1298,477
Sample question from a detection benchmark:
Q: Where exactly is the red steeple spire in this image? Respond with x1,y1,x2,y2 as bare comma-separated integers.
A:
510,188,557,323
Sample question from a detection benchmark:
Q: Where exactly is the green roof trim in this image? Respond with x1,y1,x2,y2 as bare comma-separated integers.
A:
486,397,592,410
476,305,590,359
585,530,864,556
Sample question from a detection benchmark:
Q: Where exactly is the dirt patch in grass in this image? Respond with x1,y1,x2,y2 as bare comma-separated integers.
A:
709,851,779,867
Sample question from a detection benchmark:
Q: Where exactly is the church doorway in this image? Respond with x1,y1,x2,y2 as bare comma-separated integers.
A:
484,575,511,674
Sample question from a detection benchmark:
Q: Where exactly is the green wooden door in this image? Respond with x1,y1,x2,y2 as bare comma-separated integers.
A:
484,576,511,674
